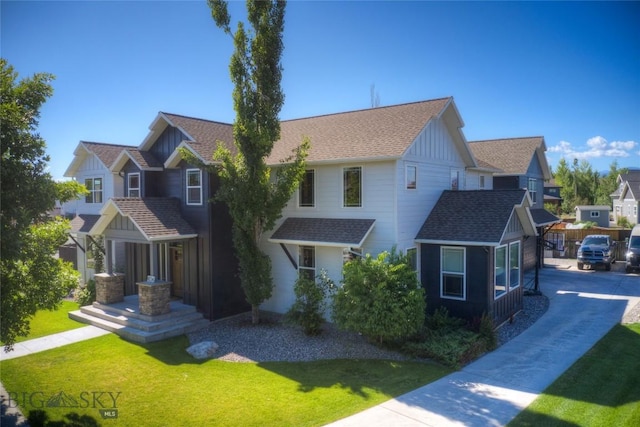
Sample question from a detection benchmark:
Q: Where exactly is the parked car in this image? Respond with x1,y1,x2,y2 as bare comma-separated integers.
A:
577,234,617,271
626,225,640,274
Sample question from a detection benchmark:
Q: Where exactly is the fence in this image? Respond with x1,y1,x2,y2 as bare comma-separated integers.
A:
545,226,632,259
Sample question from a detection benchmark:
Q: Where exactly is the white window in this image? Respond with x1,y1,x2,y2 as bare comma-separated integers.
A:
451,170,460,191
299,169,315,207
406,165,417,190
495,245,507,299
84,177,103,204
509,241,520,290
590,211,600,218
186,169,202,205
299,246,315,280
528,178,537,203
441,246,465,300
343,167,362,207
128,173,140,197
406,247,418,271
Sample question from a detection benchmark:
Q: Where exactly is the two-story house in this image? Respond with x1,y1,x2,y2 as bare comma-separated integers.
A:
611,170,640,225
62,141,132,283
69,97,539,328
468,137,560,271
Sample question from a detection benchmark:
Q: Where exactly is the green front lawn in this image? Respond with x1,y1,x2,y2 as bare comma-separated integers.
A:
509,323,640,426
2,300,84,344
0,334,450,426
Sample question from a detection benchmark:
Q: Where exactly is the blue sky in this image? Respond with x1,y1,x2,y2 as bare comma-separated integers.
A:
2,0,639,180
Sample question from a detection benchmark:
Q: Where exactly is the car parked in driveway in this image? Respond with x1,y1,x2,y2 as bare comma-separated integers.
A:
626,225,640,274
577,234,617,271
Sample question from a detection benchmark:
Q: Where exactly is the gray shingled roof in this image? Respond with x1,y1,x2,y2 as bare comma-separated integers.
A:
108,198,197,240
618,171,640,200
161,98,452,165
468,137,544,175
415,190,529,244
70,214,101,234
529,208,560,226
270,218,376,247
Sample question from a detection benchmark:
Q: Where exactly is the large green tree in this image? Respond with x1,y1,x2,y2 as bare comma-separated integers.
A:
198,0,308,324
1,59,85,349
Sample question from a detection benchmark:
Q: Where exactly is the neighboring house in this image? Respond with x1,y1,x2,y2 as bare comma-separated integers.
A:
611,170,640,226
62,141,132,283
67,97,541,325
575,205,611,228
543,178,563,213
87,113,249,320
468,137,560,270
416,189,536,323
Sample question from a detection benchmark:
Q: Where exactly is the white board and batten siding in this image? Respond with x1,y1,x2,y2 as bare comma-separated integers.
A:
62,153,123,216
396,117,480,251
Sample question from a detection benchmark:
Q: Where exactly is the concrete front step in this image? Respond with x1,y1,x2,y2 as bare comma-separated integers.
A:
79,304,205,332
68,296,209,343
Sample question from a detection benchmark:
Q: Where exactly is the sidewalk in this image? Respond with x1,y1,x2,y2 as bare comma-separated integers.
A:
0,326,110,361
327,260,640,426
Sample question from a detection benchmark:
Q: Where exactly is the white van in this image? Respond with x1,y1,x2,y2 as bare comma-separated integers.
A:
626,225,640,273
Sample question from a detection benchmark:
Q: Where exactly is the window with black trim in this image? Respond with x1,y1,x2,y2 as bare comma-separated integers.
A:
128,173,140,197
343,167,362,207
299,169,315,207
85,177,103,204
186,169,202,205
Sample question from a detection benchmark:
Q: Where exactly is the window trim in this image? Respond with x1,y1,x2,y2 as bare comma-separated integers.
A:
528,178,537,203
343,166,363,208
298,245,316,280
590,211,600,218
186,169,203,206
128,172,140,198
406,165,417,190
440,246,466,301
299,169,315,208
84,177,103,204
509,241,521,290
494,244,508,299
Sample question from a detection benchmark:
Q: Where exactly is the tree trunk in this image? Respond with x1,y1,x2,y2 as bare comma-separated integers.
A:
251,304,260,324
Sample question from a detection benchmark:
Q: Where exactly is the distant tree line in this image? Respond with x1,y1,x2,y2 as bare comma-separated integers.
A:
551,158,628,216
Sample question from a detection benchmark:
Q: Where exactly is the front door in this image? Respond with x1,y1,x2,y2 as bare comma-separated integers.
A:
170,244,184,298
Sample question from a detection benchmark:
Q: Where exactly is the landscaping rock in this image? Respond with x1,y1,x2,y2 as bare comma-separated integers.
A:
187,341,219,359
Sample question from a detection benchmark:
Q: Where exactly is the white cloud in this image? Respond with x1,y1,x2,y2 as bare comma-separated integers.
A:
547,136,638,161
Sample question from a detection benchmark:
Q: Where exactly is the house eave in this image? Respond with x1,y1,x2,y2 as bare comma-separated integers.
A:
415,239,499,246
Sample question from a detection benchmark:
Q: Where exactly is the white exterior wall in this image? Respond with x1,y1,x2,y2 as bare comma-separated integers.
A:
61,154,123,216
395,117,474,253
261,116,478,315
261,161,398,314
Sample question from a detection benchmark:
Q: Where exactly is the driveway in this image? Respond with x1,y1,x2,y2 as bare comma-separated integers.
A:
328,260,640,427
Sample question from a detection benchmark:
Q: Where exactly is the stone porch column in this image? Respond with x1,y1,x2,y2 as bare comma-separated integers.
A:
136,280,171,316
94,272,125,304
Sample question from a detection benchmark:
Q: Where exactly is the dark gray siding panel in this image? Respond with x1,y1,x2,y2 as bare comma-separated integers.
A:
493,176,520,190
164,169,182,199
523,233,537,271
144,171,163,197
420,244,489,321
150,126,188,164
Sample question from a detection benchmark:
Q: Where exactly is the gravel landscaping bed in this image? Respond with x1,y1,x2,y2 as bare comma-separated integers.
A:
188,293,551,363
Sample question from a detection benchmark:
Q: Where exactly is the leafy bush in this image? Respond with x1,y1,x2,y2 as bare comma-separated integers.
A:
285,271,334,336
617,216,633,229
74,279,95,307
402,307,497,368
332,249,425,344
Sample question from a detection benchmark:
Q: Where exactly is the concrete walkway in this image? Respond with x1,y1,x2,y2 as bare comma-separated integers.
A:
0,326,110,361
327,260,640,427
